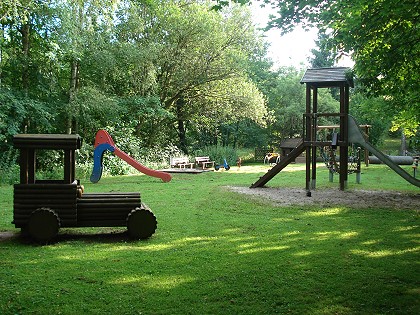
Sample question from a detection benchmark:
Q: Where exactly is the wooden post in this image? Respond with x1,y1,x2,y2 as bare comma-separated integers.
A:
339,85,349,190
311,87,318,189
305,85,311,191
64,149,76,184
20,148,28,184
28,149,36,184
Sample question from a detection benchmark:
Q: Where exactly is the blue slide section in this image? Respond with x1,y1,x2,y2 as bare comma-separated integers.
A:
90,143,115,183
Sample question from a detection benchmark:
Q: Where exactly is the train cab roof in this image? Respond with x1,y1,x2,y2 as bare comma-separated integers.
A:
13,134,82,150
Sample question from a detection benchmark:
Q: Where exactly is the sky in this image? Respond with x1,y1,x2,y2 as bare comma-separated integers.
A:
251,4,354,69
251,3,318,69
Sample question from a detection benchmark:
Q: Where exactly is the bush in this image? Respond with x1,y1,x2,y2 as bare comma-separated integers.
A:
0,148,19,185
193,145,239,166
138,144,183,169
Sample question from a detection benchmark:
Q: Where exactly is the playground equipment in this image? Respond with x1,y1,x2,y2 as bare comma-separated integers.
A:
215,159,230,171
317,125,363,183
12,131,171,243
90,130,172,183
251,67,420,191
264,152,280,164
369,155,414,165
320,144,362,183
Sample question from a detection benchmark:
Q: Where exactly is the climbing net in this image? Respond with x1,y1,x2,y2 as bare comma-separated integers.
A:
319,144,361,174
317,129,361,174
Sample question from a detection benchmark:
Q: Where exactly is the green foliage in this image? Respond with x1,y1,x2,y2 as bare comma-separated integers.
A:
350,92,391,146
193,145,239,166
118,96,174,147
3,0,417,172
264,0,419,138
1,0,271,157
0,88,54,148
234,119,271,148
309,31,337,68
214,0,419,139
70,86,122,139
0,148,19,185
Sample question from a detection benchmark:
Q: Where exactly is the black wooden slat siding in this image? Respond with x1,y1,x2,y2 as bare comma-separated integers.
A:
13,183,78,227
77,193,142,226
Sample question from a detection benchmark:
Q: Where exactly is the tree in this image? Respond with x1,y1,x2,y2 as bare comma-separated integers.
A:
1,0,271,158
187,75,267,147
309,31,336,69
0,0,59,136
215,0,420,139
122,1,270,152
53,0,120,133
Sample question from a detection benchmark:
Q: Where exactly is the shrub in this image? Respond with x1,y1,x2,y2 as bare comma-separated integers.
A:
193,145,238,166
0,148,19,185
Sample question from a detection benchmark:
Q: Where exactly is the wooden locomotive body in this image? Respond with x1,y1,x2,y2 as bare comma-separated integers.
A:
13,134,157,243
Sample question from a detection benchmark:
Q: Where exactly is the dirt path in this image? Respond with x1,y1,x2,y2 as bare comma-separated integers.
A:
227,186,420,210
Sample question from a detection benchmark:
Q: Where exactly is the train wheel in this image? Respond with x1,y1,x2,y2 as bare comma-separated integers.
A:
28,208,60,243
127,207,157,239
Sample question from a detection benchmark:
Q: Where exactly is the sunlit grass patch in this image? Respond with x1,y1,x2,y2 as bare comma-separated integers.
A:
312,231,359,241
305,207,345,216
112,274,196,290
351,247,419,258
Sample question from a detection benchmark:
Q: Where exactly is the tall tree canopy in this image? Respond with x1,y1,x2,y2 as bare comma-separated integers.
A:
215,0,419,136
1,0,268,154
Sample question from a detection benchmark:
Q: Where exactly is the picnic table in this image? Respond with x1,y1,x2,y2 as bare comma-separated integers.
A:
170,157,194,169
195,156,215,169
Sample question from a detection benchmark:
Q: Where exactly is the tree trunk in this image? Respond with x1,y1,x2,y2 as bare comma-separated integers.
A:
176,98,188,153
0,25,4,87
401,129,407,155
19,23,30,132
20,23,30,97
233,121,239,149
67,58,80,134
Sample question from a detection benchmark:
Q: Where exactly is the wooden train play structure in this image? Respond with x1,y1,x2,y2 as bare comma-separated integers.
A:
12,130,171,243
251,67,420,191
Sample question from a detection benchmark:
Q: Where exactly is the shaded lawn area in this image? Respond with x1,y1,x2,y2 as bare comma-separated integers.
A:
0,165,419,314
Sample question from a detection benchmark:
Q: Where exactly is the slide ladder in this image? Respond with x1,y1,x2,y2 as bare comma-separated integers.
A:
348,115,420,188
250,142,306,188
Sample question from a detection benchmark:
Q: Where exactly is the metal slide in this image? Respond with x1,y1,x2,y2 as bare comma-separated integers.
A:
250,142,306,188
348,115,420,188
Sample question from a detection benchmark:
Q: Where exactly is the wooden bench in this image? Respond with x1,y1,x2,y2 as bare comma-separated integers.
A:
170,157,194,169
195,156,215,169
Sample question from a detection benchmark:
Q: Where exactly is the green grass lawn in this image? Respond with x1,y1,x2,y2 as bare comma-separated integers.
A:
0,164,419,314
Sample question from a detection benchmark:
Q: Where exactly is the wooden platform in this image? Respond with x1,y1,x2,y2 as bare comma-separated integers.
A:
160,168,213,174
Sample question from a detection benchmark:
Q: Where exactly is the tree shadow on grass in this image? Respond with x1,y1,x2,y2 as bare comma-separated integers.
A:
4,228,153,245
1,204,419,315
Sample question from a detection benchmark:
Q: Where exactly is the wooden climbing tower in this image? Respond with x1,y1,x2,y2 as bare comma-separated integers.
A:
251,67,354,191
302,67,353,191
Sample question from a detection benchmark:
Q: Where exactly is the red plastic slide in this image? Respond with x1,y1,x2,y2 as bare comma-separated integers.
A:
94,130,172,182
